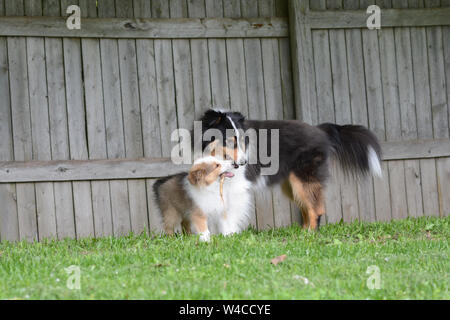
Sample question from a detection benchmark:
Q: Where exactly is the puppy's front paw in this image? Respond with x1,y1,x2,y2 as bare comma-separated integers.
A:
199,231,210,242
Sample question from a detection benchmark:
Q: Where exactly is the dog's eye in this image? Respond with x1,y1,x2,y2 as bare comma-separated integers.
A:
216,164,220,168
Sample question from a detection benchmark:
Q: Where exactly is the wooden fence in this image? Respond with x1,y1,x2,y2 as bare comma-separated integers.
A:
0,0,449,242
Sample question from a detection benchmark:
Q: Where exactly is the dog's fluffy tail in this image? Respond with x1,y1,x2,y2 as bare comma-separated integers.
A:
318,123,382,178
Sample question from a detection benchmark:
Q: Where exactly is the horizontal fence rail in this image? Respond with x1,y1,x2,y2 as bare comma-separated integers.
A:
307,7,450,29
0,16,289,38
0,158,190,183
1,139,449,183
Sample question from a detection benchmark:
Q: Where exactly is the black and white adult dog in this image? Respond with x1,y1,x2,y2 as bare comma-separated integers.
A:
198,109,382,229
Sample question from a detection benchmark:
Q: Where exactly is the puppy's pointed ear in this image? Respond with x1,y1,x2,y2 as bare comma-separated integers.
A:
188,167,206,185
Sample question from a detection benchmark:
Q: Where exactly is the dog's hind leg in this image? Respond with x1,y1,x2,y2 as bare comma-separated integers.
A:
288,173,325,230
162,205,182,235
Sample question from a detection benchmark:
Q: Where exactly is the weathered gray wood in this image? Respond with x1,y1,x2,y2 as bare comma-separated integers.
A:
153,0,178,159
307,7,450,29
98,0,132,237
407,0,440,218
392,0,422,218
81,37,113,238
329,0,361,223
364,22,394,222
377,23,409,220
289,0,317,124
0,16,289,38
81,1,112,238
62,0,94,239
206,1,230,110
0,31,18,241
224,0,249,116
134,0,163,233
188,0,213,119
170,0,196,130
426,2,450,217
117,0,149,235
381,139,450,160
63,36,95,239
25,0,57,241
43,0,76,240
6,0,37,242
442,0,450,216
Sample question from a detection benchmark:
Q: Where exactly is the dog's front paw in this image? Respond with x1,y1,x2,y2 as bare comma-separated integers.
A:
199,231,211,242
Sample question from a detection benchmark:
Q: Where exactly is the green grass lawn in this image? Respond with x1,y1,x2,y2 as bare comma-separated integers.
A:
0,216,448,299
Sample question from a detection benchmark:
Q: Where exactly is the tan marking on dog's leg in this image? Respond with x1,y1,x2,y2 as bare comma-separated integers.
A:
190,207,210,242
288,173,325,230
190,208,208,233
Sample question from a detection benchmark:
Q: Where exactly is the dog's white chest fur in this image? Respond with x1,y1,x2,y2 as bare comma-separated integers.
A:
185,167,252,236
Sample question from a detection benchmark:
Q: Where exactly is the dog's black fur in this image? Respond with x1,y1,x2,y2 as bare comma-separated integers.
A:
199,109,381,186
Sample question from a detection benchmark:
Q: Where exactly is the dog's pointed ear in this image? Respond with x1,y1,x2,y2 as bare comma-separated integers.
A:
188,167,206,185
201,109,225,127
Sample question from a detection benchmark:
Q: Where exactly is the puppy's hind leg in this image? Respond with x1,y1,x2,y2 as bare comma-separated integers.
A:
162,205,182,235
190,208,210,242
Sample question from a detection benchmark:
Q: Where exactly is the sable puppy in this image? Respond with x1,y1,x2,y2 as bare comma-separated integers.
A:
153,152,252,242
198,109,382,230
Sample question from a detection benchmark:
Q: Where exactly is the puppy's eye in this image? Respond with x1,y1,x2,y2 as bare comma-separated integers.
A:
216,164,220,168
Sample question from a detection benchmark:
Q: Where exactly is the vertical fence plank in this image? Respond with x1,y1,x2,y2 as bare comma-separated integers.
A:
152,0,178,157
44,0,76,240
81,0,113,238
0,21,19,241
363,0,395,222
170,0,196,130
188,0,213,119
82,29,114,239
116,0,149,235
442,0,450,216
426,0,450,217
25,0,57,240
392,0,423,218
6,0,38,242
289,0,317,125
205,0,230,110
224,0,249,116
63,11,96,239
408,0,440,218
135,0,163,233
98,0,132,236
328,0,361,223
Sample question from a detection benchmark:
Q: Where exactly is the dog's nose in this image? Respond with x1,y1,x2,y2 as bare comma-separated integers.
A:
233,162,239,169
